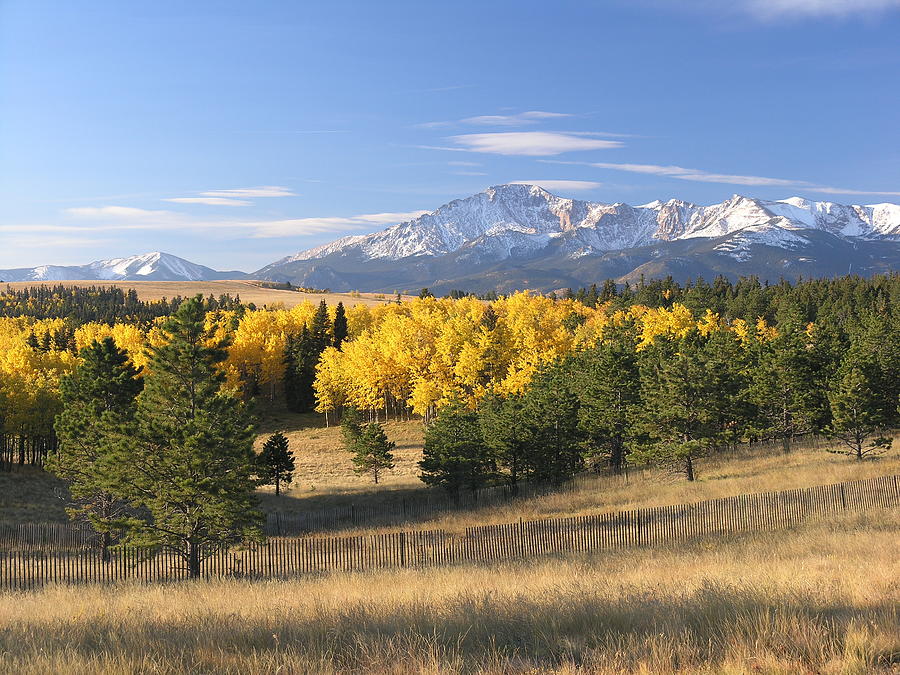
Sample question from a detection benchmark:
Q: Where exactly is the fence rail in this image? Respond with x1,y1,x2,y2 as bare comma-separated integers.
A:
1,474,896,591
0,474,599,551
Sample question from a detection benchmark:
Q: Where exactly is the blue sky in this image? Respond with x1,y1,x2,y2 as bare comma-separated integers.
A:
1,0,899,271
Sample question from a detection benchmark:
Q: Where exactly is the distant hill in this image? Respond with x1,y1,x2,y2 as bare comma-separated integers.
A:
0,251,248,283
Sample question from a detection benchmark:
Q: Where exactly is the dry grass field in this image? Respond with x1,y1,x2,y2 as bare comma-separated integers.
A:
3,420,898,534
0,509,896,674
2,280,411,309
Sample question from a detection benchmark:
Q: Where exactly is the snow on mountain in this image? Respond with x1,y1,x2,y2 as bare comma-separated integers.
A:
269,185,900,270
0,252,245,282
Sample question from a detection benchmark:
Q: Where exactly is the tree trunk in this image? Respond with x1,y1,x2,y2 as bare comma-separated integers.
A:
188,541,202,579
781,435,791,454
275,477,280,496
100,530,112,563
685,453,695,482
611,439,625,475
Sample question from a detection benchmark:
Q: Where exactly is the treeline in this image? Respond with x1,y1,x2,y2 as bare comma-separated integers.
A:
420,309,898,491
555,273,900,324
0,285,245,324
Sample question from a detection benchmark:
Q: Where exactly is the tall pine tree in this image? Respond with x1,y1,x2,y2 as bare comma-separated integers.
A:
113,295,262,578
48,337,143,561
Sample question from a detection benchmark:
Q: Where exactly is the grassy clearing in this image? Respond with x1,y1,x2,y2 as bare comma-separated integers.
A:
0,509,896,674
4,424,898,535
1,280,410,309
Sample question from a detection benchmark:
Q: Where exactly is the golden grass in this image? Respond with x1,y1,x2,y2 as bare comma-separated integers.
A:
1,280,410,309
400,437,900,535
0,509,896,674
255,412,425,498
5,428,898,538
252,431,900,536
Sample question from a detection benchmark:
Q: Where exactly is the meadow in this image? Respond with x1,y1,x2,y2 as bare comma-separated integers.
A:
1,280,408,309
0,509,896,674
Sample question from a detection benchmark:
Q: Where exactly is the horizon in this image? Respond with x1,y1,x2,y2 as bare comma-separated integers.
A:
2,1,899,271
3,185,900,274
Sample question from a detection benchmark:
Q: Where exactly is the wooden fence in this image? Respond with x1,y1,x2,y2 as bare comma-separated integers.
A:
1,474,896,591
0,474,596,551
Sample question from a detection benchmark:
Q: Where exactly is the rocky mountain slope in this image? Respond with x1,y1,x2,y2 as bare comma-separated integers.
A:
255,185,900,292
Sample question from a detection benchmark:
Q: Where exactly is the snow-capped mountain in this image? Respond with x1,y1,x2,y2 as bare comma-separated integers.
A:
0,252,247,282
255,184,900,292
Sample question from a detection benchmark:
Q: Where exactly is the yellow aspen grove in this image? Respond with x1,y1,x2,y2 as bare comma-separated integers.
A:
75,323,149,369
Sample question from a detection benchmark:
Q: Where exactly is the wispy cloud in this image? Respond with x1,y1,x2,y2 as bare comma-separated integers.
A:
65,205,177,220
509,180,603,191
544,159,900,196
743,0,900,18
662,0,900,19
242,211,430,238
200,186,295,198
57,205,431,239
461,111,572,126
418,110,573,129
447,161,482,167
160,185,295,208
453,171,489,176
449,132,625,156
590,162,800,186
164,197,252,206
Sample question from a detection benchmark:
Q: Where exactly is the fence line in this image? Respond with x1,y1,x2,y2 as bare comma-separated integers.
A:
0,432,842,548
1,474,896,591
0,473,604,551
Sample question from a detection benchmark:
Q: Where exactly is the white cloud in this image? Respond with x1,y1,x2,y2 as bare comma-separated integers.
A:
461,111,572,126
449,132,624,156
55,205,431,239
244,211,430,238
164,197,252,206
545,159,900,196
800,185,900,196
200,186,295,198
417,110,572,129
65,205,177,220
447,161,482,167
743,0,900,18
509,180,603,191
590,162,800,186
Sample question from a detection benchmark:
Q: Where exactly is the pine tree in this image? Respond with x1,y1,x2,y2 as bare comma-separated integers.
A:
479,394,528,491
635,334,720,481
825,353,892,460
574,337,641,474
420,405,491,493
333,302,348,349
311,300,332,351
350,422,395,484
748,324,822,452
521,364,582,484
112,295,262,578
284,326,319,412
340,406,364,452
258,431,295,495
48,337,143,561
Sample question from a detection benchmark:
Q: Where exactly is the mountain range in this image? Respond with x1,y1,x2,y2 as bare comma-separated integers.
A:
256,184,900,292
4,185,899,291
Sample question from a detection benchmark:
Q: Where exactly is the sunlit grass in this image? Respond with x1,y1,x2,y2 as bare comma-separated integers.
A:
0,509,896,674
